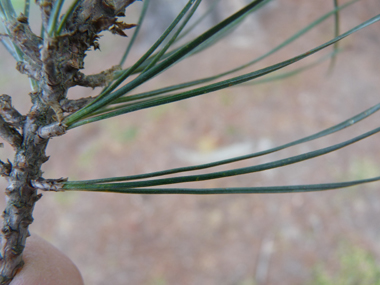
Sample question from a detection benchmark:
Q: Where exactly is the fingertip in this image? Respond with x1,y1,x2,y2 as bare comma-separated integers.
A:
11,235,84,285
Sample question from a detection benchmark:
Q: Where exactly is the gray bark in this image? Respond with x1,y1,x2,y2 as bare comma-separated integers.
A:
0,0,137,282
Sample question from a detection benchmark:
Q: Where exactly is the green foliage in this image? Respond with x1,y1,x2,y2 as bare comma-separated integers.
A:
349,158,380,181
148,276,168,285
64,103,380,193
47,0,65,36
56,0,81,35
311,243,380,285
63,0,270,126
0,0,378,281
1,0,379,194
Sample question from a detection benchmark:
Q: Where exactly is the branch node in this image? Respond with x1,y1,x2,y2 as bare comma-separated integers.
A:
1,226,12,237
36,122,66,142
31,177,67,192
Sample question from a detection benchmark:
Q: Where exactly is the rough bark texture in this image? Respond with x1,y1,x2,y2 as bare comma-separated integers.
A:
0,0,137,283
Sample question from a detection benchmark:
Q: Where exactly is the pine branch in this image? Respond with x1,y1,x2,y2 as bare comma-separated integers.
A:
0,0,139,282
0,0,376,283
0,106,49,284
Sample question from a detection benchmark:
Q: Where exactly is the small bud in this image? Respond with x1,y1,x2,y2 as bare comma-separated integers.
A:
17,14,28,24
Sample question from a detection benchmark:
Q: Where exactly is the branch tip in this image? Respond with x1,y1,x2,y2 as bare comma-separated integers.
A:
0,116,23,149
0,160,12,177
0,95,25,129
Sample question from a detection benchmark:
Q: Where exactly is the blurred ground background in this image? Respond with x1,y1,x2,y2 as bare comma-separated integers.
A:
1,0,380,284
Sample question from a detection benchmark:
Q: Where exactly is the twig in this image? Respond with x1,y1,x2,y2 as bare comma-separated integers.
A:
0,95,25,129
6,17,42,64
60,97,95,113
73,65,121,88
0,116,22,149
